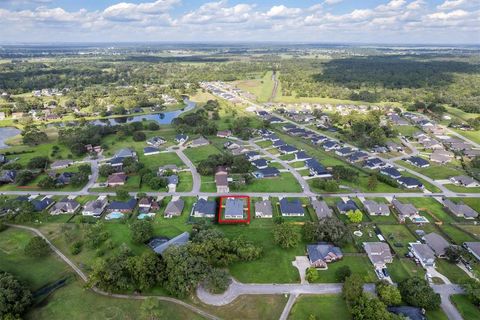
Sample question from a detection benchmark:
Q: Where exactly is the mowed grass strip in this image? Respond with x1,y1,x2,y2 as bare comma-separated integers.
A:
288,294,351,320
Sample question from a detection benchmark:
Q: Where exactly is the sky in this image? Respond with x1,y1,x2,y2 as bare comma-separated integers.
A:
0,0,479,44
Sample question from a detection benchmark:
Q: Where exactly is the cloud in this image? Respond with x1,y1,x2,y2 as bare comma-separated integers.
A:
181,1,254,24
323,0,343,5
437,0,467,10
103,0,179,22
266,5,302,18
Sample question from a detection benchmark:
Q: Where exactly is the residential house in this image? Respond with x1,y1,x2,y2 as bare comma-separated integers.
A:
430,149,453,164
215,166,229,193
254,200,272,218
158,165,179,175
0,170,16,184
386,141,403,152
175,134,189,144
305,159,331,177
107,198,137,213
307,243,343,269
405,156,430,168
30,197,55,212
397,177,423,189
265,134,280,142
389,114,409,126
311,199,332,219
164,198,184,218
149,232,190,256
107,172,127,187
224,198,245,219
295,151,311,161
272,139,286,147
410,242,436,268
51,160,73,170
392,199,418,222
464,242,480,261
363,200,390,216
363,242,393,269
449,176,480,188
143,147,160,156
443,199,478,219
50,198,80,215
146,136,166,147
253,167,280,179
82,196,108,217
192,198,217,218
167,175,179,192
335,147,354,157
279,198,304,217
188,136,209,148
364,158,386,170
138,197,160,213
372,146,388,153
347,151,369,163
245,151,261,161
216,130,232,138
423,232,450,257
224,141,240,150
322,140,339,151
278,145,298,155
251,159,268,169
336,199,358,214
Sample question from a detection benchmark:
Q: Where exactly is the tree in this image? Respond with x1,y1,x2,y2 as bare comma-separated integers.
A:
15,170,35,185
335,266,352,282
204,268,230,294
306,267,319,283
445,246,462,263
116,189,130,201
21,125,48,146
351,294,397,320
147,122,160,131
130,251,164,291
343,274,364,306
38,175,56,189
0,271,32,319
461,278,480,306
27,156,50,170
376,280,401,306
140,298,164,320
24,236,50,258
303,217,348,245
133,131,147,142
347,210,363,223
398,276,441,310
367,174,378,191
99,164,116,178
162,245,211,297
130,220,153,244
273,223,299,249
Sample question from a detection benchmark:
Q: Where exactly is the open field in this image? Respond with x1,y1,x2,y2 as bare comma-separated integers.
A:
234,71,275,103
378,224,417,256
288,294,351,320
451,295,480,320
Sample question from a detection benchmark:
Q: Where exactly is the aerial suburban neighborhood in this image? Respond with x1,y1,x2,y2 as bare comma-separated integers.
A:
0,1,480,320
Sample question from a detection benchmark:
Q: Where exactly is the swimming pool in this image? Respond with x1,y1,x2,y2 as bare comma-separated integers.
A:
410,216,429,224
105,212,124,220
138,213,155,220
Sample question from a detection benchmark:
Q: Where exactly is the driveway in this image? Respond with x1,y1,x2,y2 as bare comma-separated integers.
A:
292,256,310,284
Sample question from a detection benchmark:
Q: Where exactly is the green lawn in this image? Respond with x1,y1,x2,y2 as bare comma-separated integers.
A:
311,256,377,283
183,144,222,164
176,171,193,192
256,140,273,148
219,220,304,283
200,175,216,192
436,259,471,284
440,224,477,244
239,173,302,193
444,184,480,193
378,225,417,256
288,294,351,320
451,294,480,320
401,197,456,223
0,228,71,291
234,71,275,103
397,160,465,181
387,258,426,283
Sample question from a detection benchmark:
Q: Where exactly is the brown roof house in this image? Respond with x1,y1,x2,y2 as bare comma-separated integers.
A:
215,166,229,193
107,172,127,187
307,243,343,269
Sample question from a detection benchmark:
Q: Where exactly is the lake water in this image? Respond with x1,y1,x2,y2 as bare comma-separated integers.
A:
0,127,21,149
89,98,196,126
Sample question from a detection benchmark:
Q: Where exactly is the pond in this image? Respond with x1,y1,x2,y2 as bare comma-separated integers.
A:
0,127,21,149
89,97,196,126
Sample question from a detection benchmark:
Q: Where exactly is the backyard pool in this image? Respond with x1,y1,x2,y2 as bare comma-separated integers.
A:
138,213,156,220
410,216,429,224
105,212,124,220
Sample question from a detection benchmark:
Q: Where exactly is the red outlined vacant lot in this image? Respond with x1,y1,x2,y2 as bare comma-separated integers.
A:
218,195,251,224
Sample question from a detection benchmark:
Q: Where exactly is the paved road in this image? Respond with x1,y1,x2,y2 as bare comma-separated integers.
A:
6,224,220,320
175,147,201,193
279,293,297,320
196,280,375,306
432,284,464,320
444,126,480,149
81,159,99,194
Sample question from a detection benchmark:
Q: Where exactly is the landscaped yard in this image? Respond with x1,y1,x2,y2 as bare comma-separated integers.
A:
451,294,480,320
387,257,425,282
311,256,377,283
440,224,477,244
436,259,471,284
288,294,351,320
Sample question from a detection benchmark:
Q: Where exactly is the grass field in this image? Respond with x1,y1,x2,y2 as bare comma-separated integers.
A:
378,225,417,256
387,257,425,283
440,224,477,244
398,160,466,180
241,173,302,193
234,71,275,103
436,260,471,284
311,256,377,283
183,144,223,164
451,294,480,320
288,294,351,320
